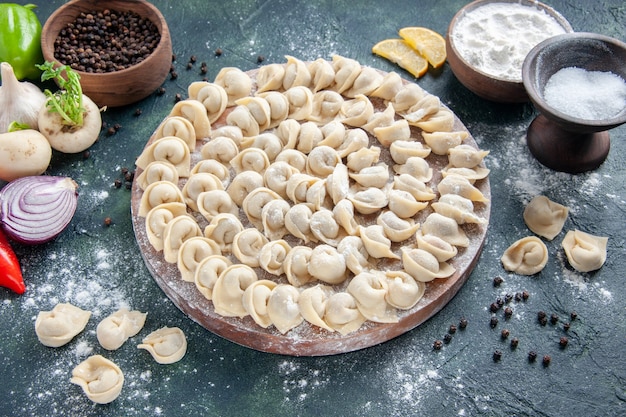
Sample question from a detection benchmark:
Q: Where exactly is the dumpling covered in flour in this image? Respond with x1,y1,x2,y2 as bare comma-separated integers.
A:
35,303,91,347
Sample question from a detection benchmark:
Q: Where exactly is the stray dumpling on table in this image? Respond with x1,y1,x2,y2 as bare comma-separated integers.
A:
96,308,147,351
501,236,548,275
35,303,91,348
137,326,187,364
561,229,608,273
70,355,124,404
523,195,569,240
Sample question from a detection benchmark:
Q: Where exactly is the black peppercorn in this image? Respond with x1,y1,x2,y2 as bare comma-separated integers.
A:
505,293,513,304
550,314,559,325
490,316,498,328
433,340,443,350
501,329,510,339
514,292,522,302
493,350,502,362
496,297,504,308
559,337,568,348
528,351,537,362
570,311,577,320
510,337,519,349
448,324,457,334
504,307,513,319
114,179,122,188
175,93,182,102
215,48,223,56
134,108,142,116
538,311,547,325
189,55,196,63
103,216,112,226
186,62,193,70
443,334,452,344
542,355,551,367
156,86,166,95
490,302,500,313
459,318,468,329
170,71,178,80
257,55,265,63
106,126,116,136
493,276,503,287
522,290,529,301
563,322,570,332
82,150,90,159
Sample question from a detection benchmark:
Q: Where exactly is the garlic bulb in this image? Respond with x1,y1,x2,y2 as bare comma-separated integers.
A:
0,62,46,133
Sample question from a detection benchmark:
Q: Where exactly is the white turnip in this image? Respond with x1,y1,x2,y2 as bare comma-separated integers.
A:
36,62,102,154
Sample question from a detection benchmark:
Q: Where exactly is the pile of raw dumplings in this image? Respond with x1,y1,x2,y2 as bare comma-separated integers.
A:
34,303,187,404
135,55,490,336
501,195,608,275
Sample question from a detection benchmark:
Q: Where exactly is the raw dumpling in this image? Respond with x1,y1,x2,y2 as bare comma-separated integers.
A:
318,120,347,149
327,163,350,205
256,63,286,93
305,178,333,211
347,271,397,323
412,108,455,133
387,189,428,218
346,146,381,172
308,244,348,284
336,128,369,158
256,91,290,129
296,121,324,154
284,85,314,121
333,199,359,236
96,308,147,351
177,236,221,282
309,90,344,124
331,55,362,94
437,174,489,203
422,130,468,155
235,96,272,131
227,171,265,206
226,105,260,137
501,236,548,275
298,284,335,332
268,284,304,334
415,230,458,262
242,187,282,230
169,99,211,139
377,210,420,242
197,189,239,223
370,71,403,101
402,94,441,123
214,66,252,106
383,270,425,310
393,173,436,201
324,292,366,335
242,280,278,328
348,187,388,215
349,164,390,189
358,225,400,260
212,264,258,317
261,198,291,241
153,116,196,149
259,239,291,276
306,145,341,177
284,203,316,243
340,94,374,127
337,235,370,275
393,156,433,183
421,213,469,247
35,303,91,347
392,83,426,113
135,161,179,191
283,55,312,90
390,140,432,164
286,173,319,205
194,255,232,300
308,58,335,92
145,202,188,251
431,193,487,225
345,66,384,98
190,159,230,187
561,230,608,273
162,215,203,263
523,195,569,240
448,144,489,168
231,147,270,175
264,161,299,199
275,118,301,150
310,208,346,246
373,119,411,147
200,136,239,166
187,81,228,123
401,247,455,282
137,326,187,364
138,180,185,217
182,172,224,212
70,355,124,404
284,245,316,287
232,228,269,267
135,136,191,178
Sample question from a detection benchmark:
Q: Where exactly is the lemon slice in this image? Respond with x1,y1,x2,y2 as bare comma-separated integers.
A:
372,38,429,78
399,27,447,69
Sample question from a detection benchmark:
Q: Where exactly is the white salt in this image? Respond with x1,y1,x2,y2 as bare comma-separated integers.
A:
452,3,568,81
543,67,626,120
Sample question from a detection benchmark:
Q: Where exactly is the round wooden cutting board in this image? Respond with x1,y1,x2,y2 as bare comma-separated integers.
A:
131,66,490,356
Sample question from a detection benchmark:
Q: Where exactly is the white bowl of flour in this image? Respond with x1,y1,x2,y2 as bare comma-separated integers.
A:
446,0,573,103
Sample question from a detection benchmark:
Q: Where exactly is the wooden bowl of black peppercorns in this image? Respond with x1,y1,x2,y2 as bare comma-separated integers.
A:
41,0,172,108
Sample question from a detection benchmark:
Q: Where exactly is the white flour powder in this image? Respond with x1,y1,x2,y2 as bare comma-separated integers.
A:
451,3,568,81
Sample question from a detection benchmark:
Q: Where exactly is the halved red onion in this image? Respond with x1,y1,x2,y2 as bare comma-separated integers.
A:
0,176,78,244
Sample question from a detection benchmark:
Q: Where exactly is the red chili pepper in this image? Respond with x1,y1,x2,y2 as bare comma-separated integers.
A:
0,228,25,294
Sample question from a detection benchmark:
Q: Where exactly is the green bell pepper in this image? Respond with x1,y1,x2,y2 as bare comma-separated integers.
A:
0,3,44,81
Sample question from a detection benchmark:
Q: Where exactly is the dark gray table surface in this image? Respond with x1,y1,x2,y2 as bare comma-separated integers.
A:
1,1,625,416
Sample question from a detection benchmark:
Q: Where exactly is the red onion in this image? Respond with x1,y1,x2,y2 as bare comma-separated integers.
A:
0,176,78,244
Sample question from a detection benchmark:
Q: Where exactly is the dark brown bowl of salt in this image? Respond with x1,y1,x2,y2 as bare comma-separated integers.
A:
522,32,626,173
41,0,172,108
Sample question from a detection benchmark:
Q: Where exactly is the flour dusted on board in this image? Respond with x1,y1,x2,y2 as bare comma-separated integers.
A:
451,3,568,81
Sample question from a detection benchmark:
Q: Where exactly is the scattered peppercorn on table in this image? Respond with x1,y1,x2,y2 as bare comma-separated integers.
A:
1,0,625,416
